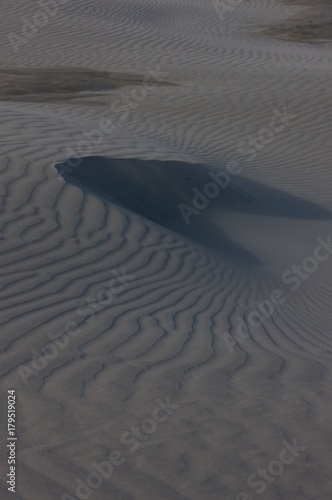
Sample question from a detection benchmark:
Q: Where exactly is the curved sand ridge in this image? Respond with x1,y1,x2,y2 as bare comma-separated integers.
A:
0,0,332,499
55,156,331,265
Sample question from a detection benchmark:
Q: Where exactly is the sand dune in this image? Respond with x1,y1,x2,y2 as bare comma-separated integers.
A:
55,156,331,264
0,1,332,500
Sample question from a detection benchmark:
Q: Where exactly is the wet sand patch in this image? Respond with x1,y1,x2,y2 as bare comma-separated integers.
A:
281,0,332,5
263,0,332,42
0,67,177,103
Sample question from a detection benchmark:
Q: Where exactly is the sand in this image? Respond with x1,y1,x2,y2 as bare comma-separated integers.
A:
0,68,176,102
0,0,332,499
264,7,332,43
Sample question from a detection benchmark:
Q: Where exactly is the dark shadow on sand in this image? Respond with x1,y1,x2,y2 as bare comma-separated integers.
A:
55,157,331,265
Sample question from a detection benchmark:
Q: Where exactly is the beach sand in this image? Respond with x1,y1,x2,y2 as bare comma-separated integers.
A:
0,1,332,499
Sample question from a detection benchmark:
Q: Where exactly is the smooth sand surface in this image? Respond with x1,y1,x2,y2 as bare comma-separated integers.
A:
0,1,332,500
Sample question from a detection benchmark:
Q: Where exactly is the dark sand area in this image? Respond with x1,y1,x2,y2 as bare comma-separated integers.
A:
0,68,177,102
265,0,332,42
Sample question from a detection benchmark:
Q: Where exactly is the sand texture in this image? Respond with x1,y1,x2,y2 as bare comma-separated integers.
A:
0,0,332,499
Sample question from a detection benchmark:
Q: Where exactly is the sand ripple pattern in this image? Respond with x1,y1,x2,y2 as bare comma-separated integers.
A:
0,1,332,499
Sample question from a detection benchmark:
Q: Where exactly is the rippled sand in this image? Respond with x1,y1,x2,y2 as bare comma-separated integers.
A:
0,68,176,102
0,1,332,499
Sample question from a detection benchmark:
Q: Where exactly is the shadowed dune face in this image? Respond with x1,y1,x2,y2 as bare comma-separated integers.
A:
55,157,331,264
0,68,177,102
